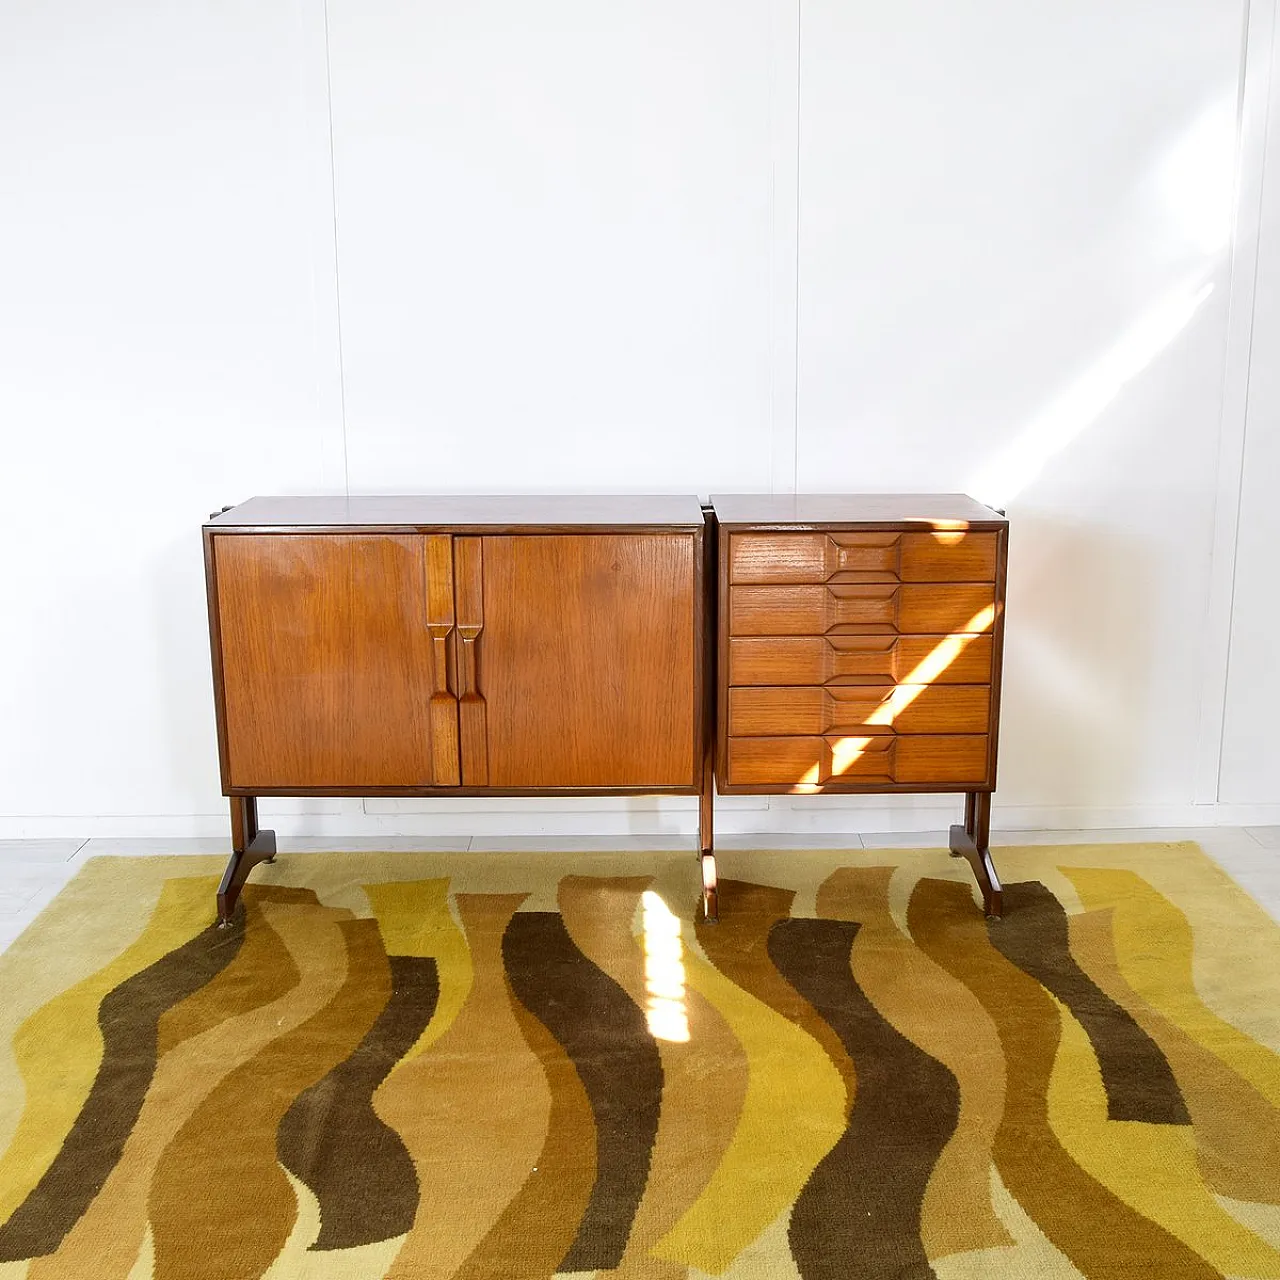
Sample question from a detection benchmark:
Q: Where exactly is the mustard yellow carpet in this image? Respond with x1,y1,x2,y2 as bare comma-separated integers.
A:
1,842,1278,1279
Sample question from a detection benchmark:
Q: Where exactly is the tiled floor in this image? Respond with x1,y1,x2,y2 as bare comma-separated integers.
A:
0,827,1275,955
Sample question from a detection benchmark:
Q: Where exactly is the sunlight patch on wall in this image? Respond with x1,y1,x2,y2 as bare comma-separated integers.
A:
971,278,1214,509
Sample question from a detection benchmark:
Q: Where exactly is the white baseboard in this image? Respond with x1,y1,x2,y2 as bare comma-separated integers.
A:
0,797,1277,841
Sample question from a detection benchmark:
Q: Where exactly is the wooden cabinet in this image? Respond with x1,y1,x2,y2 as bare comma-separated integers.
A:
204,496,709,924
710,493,1009,915
203,491,1009,925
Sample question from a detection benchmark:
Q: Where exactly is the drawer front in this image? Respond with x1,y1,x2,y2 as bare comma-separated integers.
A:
726,734,990,789
730,583,995,636
728,684,991,737
728,634,994,686
729,531,998,584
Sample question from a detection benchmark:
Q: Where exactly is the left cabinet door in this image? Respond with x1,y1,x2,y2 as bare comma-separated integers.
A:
212,534,459,789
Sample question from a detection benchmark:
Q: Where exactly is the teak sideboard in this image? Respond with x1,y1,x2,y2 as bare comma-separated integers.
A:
203,493,1008,925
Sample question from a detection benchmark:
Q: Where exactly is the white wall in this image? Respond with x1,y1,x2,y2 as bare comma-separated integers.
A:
0,0,1276,839
0,0,345,836
1219,0,1280,809
327,0,778,494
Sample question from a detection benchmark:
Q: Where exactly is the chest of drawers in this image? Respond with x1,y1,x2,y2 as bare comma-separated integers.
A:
709,493,1009,916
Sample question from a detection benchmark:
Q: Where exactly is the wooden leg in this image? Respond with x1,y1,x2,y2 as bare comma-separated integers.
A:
949,791,1003,919
952,792,977,857
699,744,718,923
217,797,277,927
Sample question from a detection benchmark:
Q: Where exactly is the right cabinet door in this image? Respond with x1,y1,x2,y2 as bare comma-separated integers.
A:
457,534,698,788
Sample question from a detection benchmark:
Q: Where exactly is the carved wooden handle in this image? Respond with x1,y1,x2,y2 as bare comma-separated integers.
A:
821,733,896,784
825,584,900,632
454,538,489,785
424,533,460,785
428,631,454,696
823,636,899,684
823,687,897,735
456,626,482,698
825,532,900,578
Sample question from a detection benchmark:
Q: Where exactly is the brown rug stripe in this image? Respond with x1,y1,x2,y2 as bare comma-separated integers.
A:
910,877,1221,1280
450,966,598,1280
276,954,439,1250
991,881,1189,1125
0,920,243,1262
770,916,959,1280
556,877,693,1280
817,865,1016,1262
696,879,855,1094
501,910,663,1272
155,887,315,1056
379,893,547,1280
147,916,390,1280
25,897,345,1280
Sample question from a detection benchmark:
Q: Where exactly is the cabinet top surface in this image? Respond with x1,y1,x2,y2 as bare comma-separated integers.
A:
206,494,707,530
710,493,1006,527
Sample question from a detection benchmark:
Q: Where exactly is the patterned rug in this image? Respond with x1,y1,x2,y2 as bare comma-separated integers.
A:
0,843,1278,1279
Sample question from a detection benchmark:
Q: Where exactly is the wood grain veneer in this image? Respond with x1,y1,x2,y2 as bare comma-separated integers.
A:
214,534,449,789
729,583,996,636
726,734,991,789
729,531,998,584
728,684,991,737
727,634,995,686
207,494,706,531
710,493,1005,528
471,534,697,788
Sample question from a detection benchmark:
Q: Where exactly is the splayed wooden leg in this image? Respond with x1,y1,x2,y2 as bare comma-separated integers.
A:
949,791,1002,918
217,796,277,927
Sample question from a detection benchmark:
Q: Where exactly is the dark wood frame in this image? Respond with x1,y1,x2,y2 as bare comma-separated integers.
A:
204,502,716,925
710,504,1009,917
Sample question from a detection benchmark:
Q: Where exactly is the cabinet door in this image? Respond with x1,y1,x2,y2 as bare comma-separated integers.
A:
214,534,458,789
456,534,697,788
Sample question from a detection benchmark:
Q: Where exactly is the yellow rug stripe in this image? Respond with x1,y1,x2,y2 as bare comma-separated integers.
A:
0,876,214,1224
650,924,846,1275
1046,1000,1280,1275
364,879,472,1067
1066,869,1280,1110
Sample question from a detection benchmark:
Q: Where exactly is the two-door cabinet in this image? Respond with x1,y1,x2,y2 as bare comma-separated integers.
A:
710,493,1009,915
204,495,711,924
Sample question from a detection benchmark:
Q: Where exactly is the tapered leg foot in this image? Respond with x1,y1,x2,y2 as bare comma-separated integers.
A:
217,830,277,926
700,851,719,924
948,824,1003,918
217,797,277,926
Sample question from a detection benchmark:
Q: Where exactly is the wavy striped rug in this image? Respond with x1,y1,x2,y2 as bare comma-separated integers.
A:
0,843,1278,1279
